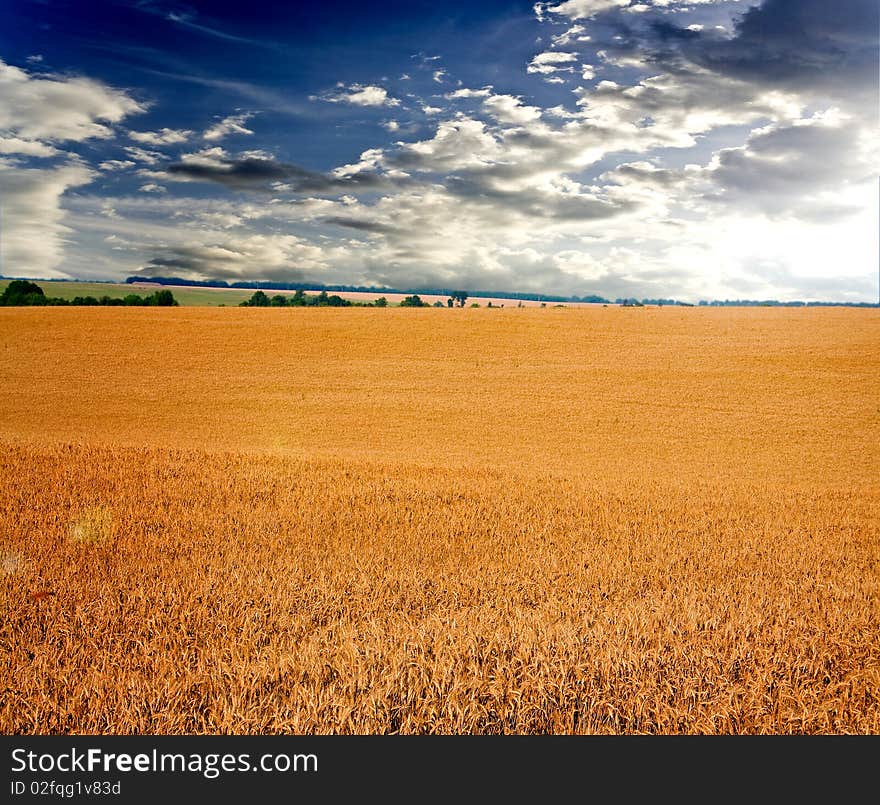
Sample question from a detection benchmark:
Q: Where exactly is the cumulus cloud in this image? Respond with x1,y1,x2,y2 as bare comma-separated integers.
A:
313,84,400,107
701,112,878,219
0,59,144,146
535,0,630,21
0,136,60,157
129,127,193,145
682,0,879,104
527,51,579,75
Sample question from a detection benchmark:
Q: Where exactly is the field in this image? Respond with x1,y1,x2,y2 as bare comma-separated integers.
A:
1,306,878,733
0,279,258,307
0,279,581,307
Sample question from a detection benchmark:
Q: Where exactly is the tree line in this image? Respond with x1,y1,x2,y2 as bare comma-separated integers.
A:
240,290,473,308
0,280,178,307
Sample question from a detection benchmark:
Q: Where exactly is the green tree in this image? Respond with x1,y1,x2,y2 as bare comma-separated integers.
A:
450,291,469,307
373,296,388,307
0,280,47,306
400,295,426,307
241,290,270,307
270,294,288,307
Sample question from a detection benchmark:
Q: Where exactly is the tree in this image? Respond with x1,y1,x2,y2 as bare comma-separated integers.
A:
0,279,47,306
400,295,426,307
150,289,177,306
241,290,270,307
270,294,288,307
450,291,468,307
447,298,454,308
374,296,388,307
432,300,445,307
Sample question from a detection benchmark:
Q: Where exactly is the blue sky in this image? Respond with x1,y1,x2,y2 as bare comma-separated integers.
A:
0,0,877,301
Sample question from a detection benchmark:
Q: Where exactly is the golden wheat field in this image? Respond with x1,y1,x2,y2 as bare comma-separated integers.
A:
1,306,878,734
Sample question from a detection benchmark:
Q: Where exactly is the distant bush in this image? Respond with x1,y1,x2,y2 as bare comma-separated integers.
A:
399,295,427,307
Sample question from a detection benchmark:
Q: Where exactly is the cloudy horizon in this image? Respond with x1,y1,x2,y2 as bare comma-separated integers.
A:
0,0,877,302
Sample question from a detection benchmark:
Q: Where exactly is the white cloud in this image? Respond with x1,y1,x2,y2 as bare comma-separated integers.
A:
123,146,165,165
0,59,145,145
552,25,591,46
446,88,493,99
314,84,400,108
139,183,167,193
98,159,136,171
536,0,630,21
129,127,193,145
0,162,94,277
0,136,60,157
482,94,543,125
203,112,255,141
527,51,579,75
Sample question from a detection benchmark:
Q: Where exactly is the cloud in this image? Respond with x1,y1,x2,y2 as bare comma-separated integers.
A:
682,0,879,104
701,112,878,219
535,0,630,21
129,127,193,145
203,112,255,141
313,84,400,108
163,147,389,192
446,88,493,99
481,94,543,125
527,51,579,75
139,183,167,193
0,59,145,146
133,234,340,282
0,137,60,157
0,161,94,277
124,145,165,165
98,159,136,171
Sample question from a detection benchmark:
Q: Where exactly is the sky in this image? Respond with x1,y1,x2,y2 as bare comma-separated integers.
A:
0,0,877,302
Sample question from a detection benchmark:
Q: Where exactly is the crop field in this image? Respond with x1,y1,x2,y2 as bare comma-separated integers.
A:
0,306,878,733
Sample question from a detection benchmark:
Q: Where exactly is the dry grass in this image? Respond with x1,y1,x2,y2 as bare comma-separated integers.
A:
0,306,877,733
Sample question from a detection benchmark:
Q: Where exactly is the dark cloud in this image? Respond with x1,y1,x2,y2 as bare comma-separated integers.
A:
135,245,308,282
443,173,630,222
167,154,388,193
682,0,878,101
321,216,400,234
703,118,872,219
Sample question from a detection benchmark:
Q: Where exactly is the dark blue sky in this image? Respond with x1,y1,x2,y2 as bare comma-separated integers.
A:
0,0,877,301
